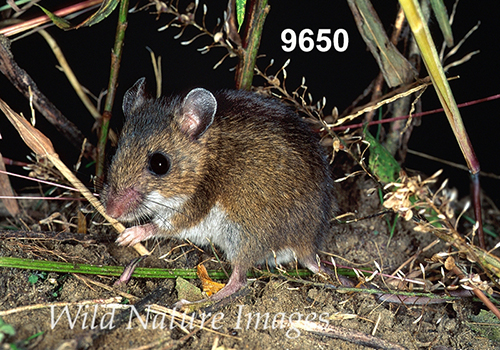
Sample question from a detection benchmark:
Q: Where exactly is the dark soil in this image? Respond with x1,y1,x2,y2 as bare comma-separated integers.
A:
0,176,498,350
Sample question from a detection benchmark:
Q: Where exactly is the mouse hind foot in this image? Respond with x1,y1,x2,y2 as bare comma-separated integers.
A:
173,263,249,311
209,264,248,301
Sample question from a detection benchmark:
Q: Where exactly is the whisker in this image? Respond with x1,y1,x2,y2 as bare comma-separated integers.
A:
146,198,190,218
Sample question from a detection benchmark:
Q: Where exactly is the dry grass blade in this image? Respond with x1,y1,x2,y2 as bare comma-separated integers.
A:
38,29,100,120
0,97,149,256
347,0,416,87
399,0,484,248
331,78,432,127
398,0,478,173
0,98,55,155
0,152,19,216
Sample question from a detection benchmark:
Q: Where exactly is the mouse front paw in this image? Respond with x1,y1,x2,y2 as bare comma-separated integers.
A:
116,223,157,246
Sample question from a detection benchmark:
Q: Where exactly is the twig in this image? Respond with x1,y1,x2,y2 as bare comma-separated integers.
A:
452,266,500,320
0,230,99,243
0,35,95,159
287,319,408,350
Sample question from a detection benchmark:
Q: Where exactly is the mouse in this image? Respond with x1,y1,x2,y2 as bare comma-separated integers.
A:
103,77,338,304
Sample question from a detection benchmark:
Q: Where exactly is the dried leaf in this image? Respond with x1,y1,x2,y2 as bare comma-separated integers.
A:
35,4,72,30
347,0,416,87
77,210,87,234
0,98,55,156
444,256,455,270
197,264,225,296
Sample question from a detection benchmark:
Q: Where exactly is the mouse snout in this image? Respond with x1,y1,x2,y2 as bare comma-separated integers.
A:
105,187,142,219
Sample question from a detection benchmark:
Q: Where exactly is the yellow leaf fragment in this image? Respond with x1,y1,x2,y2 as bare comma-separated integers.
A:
197,264,225,296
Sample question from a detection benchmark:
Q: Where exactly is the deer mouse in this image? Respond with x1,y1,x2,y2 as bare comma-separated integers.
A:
103,78,338,304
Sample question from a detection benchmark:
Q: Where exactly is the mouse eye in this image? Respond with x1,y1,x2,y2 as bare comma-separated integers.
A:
148,152,171,176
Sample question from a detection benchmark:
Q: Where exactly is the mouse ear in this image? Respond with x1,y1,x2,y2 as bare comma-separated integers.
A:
123,78,148,117
179,88,217,139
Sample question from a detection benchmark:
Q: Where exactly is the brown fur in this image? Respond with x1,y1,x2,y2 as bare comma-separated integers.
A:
103,78,338,302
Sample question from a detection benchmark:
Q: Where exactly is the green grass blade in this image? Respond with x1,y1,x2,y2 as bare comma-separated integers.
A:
398,0,479,174
429,0,454,47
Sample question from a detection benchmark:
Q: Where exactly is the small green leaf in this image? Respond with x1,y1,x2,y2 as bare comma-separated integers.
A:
36,0,120,31
28,274,39,285
28,271,47,285
0,317,16,343
236,0,247,31
78,0,120,28
364,127,401,184
36,5,71,30
429,0,454,47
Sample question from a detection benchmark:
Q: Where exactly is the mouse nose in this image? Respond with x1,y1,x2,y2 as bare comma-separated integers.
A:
105,187,142,219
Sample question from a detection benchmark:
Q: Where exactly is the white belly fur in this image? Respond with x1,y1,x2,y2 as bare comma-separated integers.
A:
146,191,296,266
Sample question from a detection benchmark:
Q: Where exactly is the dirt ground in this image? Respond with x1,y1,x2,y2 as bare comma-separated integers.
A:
0,173,498,350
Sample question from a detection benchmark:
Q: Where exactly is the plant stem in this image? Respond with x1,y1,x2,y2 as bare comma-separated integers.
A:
235,0,269,90
471,173,485,247
0,256,224,279
0,36,94,159
96,0,129,178
0,256,315,280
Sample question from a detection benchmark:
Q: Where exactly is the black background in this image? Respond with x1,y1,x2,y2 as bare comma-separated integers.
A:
1,1,499,206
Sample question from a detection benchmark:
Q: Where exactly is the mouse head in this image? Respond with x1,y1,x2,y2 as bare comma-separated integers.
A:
104,78,217,220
